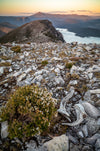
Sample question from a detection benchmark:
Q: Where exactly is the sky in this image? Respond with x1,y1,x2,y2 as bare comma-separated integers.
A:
0,0,100,16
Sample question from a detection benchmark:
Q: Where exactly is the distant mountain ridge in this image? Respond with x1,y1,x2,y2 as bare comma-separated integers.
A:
0,20,65,43
0,22,17,37
0,12,100,37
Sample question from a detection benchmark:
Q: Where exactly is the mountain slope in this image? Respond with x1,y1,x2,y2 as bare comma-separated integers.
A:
0,20,65,43
0,22,17,37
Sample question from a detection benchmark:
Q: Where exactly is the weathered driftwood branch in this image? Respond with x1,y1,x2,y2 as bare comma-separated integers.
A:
58,88,100,126
62,104,86,126
57,89,75,122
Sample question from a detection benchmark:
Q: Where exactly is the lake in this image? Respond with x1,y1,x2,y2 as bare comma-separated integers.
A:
57,28,100,44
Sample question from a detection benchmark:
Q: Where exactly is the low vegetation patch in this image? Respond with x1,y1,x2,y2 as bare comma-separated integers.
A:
0,84,57,140
65,62,73,69
0,56,10,60
11,46,21,53
94,72,100,79
0,62,11,67
66,73,79,80
41,60,48,66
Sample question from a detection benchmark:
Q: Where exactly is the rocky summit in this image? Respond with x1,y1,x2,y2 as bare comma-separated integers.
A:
0,20,65,43
0,41,100,151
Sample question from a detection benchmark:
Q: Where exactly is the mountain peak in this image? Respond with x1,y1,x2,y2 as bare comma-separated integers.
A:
34,12,46,17
0,19,65,43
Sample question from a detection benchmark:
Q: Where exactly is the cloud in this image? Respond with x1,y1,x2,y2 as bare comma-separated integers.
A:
94,12,100,15
19,12,34,15
77,10,93,13
48,11,67,14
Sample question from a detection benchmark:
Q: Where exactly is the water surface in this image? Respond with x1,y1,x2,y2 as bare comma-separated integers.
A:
57,28,100,44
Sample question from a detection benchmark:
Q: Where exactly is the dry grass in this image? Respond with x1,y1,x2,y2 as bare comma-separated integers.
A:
0,62,11,67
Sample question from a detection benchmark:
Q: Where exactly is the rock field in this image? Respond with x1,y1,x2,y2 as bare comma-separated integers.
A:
0,42,100,151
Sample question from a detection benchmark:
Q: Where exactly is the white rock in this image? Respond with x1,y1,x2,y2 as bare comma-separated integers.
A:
55,77,65,85
32,75,43,83
57,64,64,69
32,66,37,70
24,68,32,74
85,46,91,51
1,121,8,139
82,125,88,137
9,67,12,72
0,67,4,75
25,140,37,151
34,69,48,76
52,57,62,61
69,80,78,85
88,73,93,79
70,65,77,74
43,135,69,151
13,70,22,77
34,70,43,76
24,51,29,56
55,68,60,74
77,131,84,138
90,89,100,94
84,91,91,102
17,73,26,82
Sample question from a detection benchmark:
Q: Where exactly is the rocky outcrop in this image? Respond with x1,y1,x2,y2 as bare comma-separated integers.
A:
0,20,65,43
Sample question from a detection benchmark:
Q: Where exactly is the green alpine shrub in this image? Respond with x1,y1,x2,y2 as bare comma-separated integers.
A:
0,84,57,140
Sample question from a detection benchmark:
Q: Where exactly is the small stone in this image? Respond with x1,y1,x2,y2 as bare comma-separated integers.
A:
9,67,12,72
0,67,4,75
90,89,100,94
17,73,26,82
86,133,100,145
82,125,88,137
57,64,64,70
25,140,37,151
88,73,93,79
1,121,8,139
32,75,43,83
55,77,65,86
82,145,93,151
95,139,100,151
70,65,77,74
55,68,60,74
77,131,84,138
84,91,91,102
69,80,78,85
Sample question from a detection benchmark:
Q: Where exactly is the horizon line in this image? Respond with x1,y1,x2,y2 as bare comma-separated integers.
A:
0,11,100,17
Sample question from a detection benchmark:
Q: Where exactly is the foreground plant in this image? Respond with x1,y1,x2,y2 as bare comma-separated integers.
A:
11,46,21,53
0,84,57,140
41,60,48,66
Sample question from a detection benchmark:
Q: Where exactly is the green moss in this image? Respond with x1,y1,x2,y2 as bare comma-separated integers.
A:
0,84,57,140
41,60,48,66
65,62,73,69
11,46,21,53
